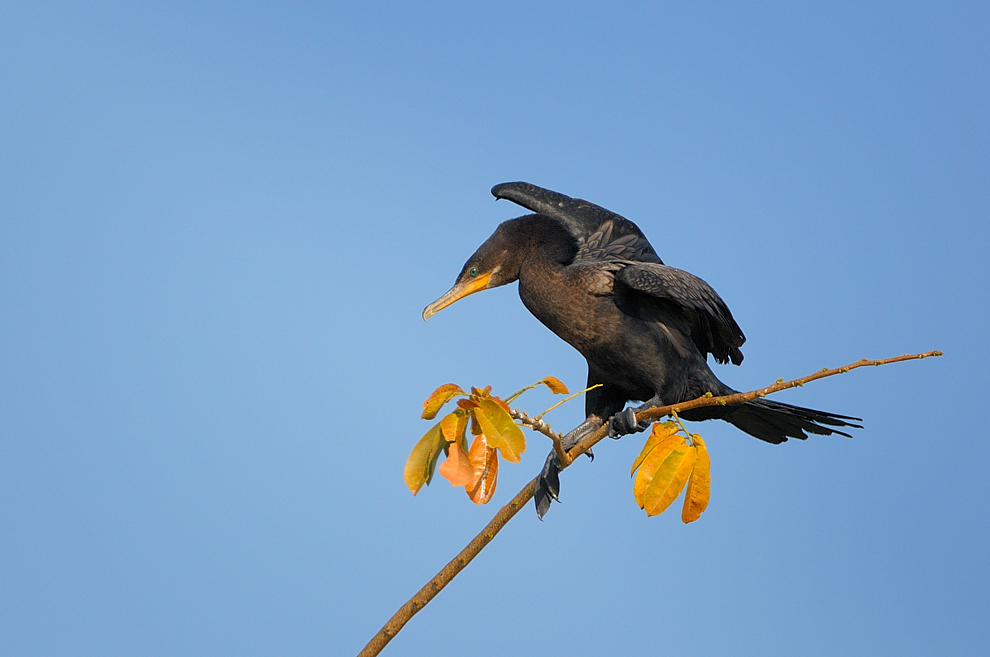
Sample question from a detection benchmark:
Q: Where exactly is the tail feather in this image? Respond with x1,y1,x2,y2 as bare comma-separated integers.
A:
683,398,862,444
726,398,861,444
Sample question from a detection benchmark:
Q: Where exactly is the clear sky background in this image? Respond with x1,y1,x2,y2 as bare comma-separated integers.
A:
1,2,987,656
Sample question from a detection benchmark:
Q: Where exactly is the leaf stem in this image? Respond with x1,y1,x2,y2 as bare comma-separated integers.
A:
534,383,602,421
669,410,692,444
504,383,538,404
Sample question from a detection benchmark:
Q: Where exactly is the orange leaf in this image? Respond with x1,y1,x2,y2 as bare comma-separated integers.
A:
440,410,468,444
422,384,466,420
457,398,480,410
642,445,696,517
631,421,679,476
472,398,526,463
438,440,475,487
465,436,498,504
682,434,711,523
632,429,686,506
470,385,492,398
539,376,569,394
404,423,446,495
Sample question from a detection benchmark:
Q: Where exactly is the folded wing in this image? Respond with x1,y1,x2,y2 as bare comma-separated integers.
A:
616,263,745,365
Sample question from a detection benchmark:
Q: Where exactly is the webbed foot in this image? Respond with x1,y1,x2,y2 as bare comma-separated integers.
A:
533,418,600,519
534,452,560,519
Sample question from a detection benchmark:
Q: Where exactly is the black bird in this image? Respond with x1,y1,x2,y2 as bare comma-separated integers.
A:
423,182,861,518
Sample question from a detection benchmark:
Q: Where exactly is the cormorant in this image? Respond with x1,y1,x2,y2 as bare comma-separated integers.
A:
423,182,861,518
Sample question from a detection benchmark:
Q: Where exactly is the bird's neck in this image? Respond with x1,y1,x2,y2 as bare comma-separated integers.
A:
515,221,600,352
511,214,577,271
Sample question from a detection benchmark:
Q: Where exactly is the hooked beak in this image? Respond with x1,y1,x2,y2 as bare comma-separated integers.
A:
422,272,492,321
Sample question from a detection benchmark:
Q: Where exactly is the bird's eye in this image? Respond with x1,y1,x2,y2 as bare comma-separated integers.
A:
468,267,479,277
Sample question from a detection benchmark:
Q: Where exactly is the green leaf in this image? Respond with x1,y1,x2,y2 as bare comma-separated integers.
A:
404,423,446,494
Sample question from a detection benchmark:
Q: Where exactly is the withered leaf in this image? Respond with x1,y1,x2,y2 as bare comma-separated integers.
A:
465,436,498,504
539,376,570,395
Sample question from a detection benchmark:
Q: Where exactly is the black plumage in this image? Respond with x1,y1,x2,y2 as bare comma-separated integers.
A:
423,182,861,517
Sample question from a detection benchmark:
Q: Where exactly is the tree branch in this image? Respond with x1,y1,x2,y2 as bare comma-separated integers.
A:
510,408,570,466
356,350,941,657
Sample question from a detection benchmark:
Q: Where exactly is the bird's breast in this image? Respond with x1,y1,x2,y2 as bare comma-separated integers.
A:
517,265,615,354
517,262,702,401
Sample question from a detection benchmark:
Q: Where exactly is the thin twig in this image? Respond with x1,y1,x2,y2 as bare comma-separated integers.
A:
534,383,602,421
510,409,569,467
356,350,940,657
566,351,942,463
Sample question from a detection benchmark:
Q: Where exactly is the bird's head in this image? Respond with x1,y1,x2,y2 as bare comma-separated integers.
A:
422,221,525,321
423,215,578,321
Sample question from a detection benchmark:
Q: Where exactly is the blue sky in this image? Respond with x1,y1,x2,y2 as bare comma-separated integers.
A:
1,2,987,655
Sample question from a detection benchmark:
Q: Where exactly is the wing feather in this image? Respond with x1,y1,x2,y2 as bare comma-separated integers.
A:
492,182,745,365
616,263,746,365
492,182,662,264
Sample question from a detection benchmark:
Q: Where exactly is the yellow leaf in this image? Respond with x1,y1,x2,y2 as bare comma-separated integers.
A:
472,398,526,463
422,384,466,420
642,446,696,517
539,376,569,394
440,410,468,444
438,440,475,487
682,434,711,523
630,421,679,476
404,423,446,495
466,436,498,504
632,430,686,507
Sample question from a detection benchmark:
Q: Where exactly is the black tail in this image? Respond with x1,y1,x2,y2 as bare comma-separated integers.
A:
682,398,862,444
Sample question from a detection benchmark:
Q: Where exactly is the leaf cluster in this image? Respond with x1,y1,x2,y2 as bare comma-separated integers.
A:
404,378,569,504
630,420,711,522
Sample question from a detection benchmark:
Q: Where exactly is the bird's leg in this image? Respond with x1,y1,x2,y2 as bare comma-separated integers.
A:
534,416,602,519
608,394,663,438
535,396,664,517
